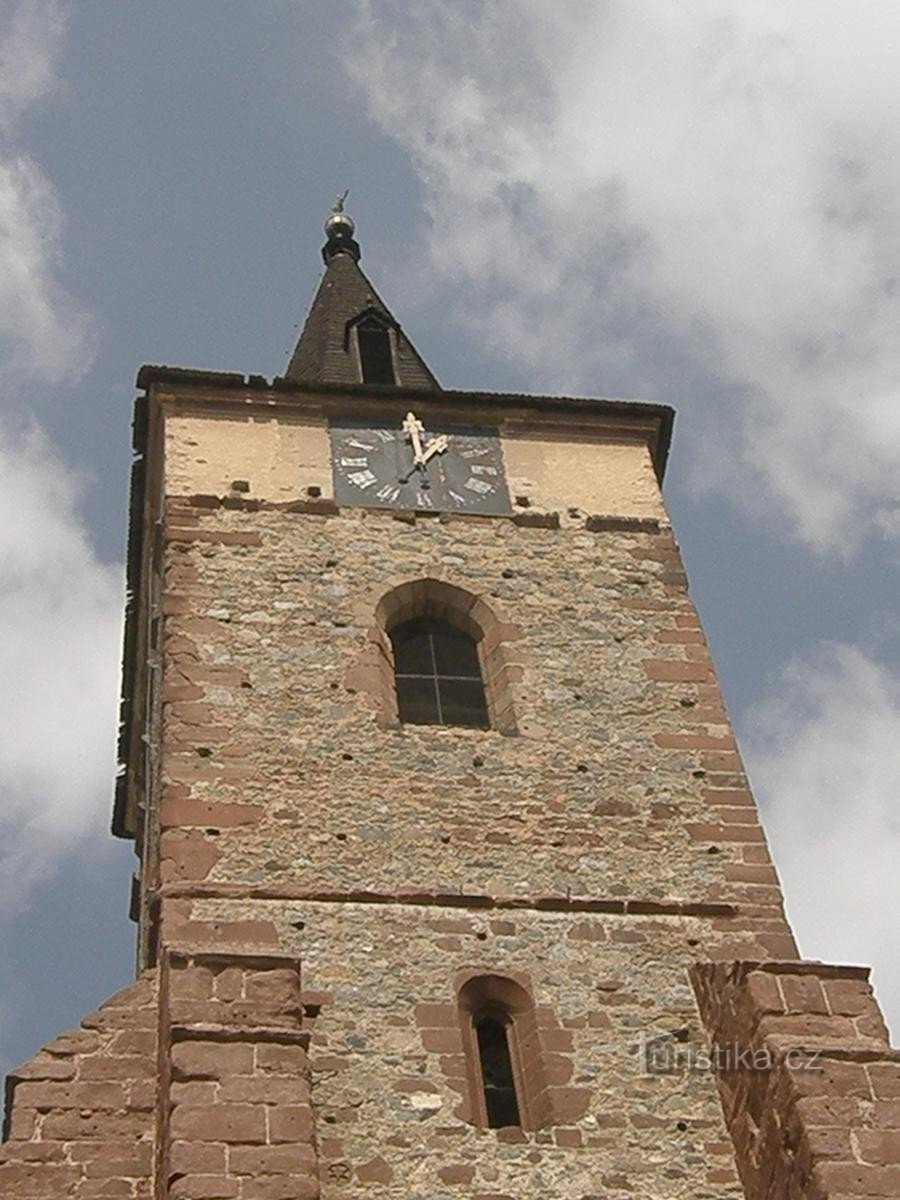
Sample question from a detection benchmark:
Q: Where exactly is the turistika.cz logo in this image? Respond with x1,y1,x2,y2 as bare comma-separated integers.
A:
638,1033,824,1076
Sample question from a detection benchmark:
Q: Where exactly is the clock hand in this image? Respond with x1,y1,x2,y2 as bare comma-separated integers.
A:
419,434,448,464
401,411,426,465
398,433,449,484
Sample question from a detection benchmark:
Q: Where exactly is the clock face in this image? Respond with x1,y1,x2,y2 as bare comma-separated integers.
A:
330,416,512,515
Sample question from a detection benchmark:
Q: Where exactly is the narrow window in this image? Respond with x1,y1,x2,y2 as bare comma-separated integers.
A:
358,322,395,384
390,616,489,728
475,1014,521,1128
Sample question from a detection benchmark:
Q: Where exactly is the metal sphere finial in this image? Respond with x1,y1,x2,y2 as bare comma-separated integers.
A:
324,189,355,239
322,189,360,262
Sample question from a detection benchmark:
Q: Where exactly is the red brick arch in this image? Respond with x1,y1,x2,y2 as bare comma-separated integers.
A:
456,971,550,1131
350,578,523,733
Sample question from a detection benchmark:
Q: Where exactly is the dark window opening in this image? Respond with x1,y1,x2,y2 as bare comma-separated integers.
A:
358,324,395,384
475,1015,521,1128
390,616,489,728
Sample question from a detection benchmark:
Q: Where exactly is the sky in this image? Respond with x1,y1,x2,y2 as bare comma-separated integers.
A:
0,0,898,1080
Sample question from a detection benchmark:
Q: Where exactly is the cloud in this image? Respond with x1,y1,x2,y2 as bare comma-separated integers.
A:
0,3,113,910
743,645,900,1037
0,0,67,131
345,1,900,550
0,0,94,386
0,422,123,909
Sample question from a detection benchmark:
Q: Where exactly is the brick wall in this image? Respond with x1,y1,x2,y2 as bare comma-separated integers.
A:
0,973,157,1198
160,949,318,1200
691,960,900,1198
1,952,319,1199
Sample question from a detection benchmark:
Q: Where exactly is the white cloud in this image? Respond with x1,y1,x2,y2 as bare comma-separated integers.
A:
346,1,900,550
0,153,94,384
0,422,123,909
743,645,900,1037
0,3,113,910
0,0,94,386
0,0,67,132
0,7,129,1090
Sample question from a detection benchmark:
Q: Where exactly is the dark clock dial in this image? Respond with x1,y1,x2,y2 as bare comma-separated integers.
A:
330,417,511,515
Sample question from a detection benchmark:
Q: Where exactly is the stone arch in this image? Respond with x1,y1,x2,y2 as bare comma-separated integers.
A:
365,578,520,733
456,971,550,1131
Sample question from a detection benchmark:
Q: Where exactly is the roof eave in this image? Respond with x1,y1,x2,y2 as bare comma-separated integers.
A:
134,365,675,482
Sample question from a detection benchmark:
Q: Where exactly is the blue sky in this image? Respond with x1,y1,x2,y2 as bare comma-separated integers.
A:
1,1,898,1080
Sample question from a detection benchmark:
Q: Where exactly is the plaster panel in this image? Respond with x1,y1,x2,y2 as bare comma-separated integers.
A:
164,401,665,522
165,409,332,500
501,434,666,519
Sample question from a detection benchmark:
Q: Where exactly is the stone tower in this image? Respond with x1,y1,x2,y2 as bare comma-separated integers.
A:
2,204,898,1200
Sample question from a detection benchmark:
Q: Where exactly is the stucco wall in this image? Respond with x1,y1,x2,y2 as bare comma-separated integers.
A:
163,400,666,520
502,432,665,519
165,409,333,501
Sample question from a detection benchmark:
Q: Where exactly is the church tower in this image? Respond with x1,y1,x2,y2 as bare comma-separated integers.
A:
2,202,898,1199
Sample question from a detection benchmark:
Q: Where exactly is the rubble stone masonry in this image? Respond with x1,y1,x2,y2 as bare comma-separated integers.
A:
2,380,896,1197
152,481,765,1197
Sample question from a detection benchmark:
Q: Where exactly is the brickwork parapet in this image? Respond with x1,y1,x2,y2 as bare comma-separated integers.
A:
691,960,899,1198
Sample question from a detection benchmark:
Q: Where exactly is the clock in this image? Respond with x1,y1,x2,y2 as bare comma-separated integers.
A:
330,413,512,515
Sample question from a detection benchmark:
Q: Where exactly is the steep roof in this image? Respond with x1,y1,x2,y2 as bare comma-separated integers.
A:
285,203,439,390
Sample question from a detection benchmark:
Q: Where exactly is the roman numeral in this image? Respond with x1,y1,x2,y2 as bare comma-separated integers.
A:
465,477,493,495
376,484,401,503
348,470,377,489
347,438,375,451
416,491,434,508
341,456,368,467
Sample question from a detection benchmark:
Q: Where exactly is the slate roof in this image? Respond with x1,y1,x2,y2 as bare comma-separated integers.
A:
285,242,440,390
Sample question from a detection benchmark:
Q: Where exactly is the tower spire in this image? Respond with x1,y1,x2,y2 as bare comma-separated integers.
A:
285,198,439,389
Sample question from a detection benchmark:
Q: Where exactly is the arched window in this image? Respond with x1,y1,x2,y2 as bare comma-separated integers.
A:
390,615,489,728
457,973,549,1131
357,316,395,384
350,578,520,734
474,1012,521,1128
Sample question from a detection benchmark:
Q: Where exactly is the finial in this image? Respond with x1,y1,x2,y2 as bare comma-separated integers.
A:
323,189,360,263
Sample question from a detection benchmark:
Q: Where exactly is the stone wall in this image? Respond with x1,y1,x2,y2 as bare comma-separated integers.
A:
0,974,158,1199
142,482,804,1198
691,961,900,1198
156,494,793,943
160,948,318,1200
6,361,896,1195
162,896,746,1198
1,951,319,1199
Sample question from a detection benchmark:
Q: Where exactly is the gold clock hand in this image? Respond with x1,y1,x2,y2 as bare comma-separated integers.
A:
419,434,447,463
420,434,449,465
401,411,426,464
